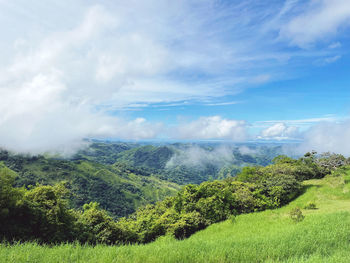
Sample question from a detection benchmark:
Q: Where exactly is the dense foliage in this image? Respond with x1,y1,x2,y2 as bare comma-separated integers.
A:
114,155,309,243
72,142,134,165
0,150,179,218
1,151,344,245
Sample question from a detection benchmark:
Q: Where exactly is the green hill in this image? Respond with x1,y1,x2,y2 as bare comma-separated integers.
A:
73,142,284,185
115,145,174,170
0,150,180,218
72,142,136,165
2,166,350,262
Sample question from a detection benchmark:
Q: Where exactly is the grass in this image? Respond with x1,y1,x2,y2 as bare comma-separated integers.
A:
2,168,350,262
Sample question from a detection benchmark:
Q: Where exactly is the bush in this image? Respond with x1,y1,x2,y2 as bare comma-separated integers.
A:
304,202,317,210
169,211,208,239
290,207,305,222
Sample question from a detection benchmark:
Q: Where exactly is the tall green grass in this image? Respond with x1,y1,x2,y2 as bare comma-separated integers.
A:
2,169,350,263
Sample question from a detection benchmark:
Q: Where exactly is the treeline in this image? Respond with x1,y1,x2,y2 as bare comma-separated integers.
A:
0,152,348,245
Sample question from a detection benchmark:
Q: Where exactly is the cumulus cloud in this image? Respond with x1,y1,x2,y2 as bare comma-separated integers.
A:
0,107,162,155
0,5,166,154
299,120,350,156
1,0,349,154
258,122,300,140
0,1,281,154
279,0,350,48
173,116,248,141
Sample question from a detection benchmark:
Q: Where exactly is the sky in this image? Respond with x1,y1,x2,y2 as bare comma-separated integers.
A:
0,0,350,154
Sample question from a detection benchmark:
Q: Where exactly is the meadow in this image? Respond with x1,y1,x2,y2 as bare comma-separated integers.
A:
2,168,350,263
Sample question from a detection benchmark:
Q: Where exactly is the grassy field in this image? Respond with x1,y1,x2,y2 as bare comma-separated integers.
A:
2,168,350,263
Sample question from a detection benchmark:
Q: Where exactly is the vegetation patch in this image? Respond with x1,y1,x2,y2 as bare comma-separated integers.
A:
0,151,342,245
2,165,350,262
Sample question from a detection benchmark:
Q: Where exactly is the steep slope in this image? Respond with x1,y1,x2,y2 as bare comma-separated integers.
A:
112,166,350,262
0,151,180,218
3,167,350,262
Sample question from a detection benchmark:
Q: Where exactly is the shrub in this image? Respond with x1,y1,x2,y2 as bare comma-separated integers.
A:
169,211,208,239
304,202,317,210
289,207,304,222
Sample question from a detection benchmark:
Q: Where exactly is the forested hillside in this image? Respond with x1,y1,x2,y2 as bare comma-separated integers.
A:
1,150,347,246
0,150,179,218
73,142,284,184
6,164,348,263
0,142,282,219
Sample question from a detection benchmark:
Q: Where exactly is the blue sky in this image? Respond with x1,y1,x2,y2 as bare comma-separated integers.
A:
0,0,350,154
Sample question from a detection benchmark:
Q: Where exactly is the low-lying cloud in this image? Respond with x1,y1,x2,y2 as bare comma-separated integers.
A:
0,108,162,155
238,145,257,155
174,116,248,141
166,145,235,169
299,120,350,156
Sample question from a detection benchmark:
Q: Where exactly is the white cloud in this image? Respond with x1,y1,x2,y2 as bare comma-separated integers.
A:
0,1,349,154
314,55,342,66
259,122,300,140
255,116,338,127
238,146,257,155
279,0,350,48
0,4,174,153
329,42,342,49
166,145,235,169
174,116,248,141
1,0,328,112
250,74,271,84
0,1,256,154
324,55,341,64
299,120,350,156
0,4,163,154
0,100,162,154
0,1,275,155
204,101,239,106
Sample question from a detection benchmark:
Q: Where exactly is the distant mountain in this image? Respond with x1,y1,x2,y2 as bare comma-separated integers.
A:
72,142,136,164
73,142,286,184
116,145,174,170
